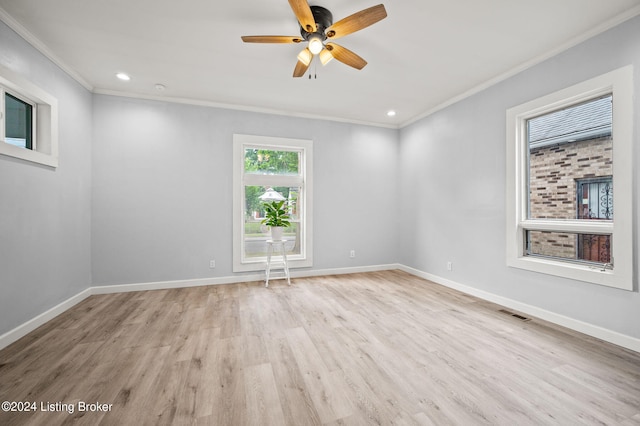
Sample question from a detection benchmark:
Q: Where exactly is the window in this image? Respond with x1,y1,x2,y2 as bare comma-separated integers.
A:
506,66,633,290
0,64,58,167
5,92,34,149
233,134,313,272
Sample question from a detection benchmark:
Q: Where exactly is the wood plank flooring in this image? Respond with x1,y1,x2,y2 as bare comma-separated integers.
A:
1,270,639,425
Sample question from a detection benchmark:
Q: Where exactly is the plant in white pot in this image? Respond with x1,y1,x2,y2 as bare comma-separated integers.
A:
261,200,291,241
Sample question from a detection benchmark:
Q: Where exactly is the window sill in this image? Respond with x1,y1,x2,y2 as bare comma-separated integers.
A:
507,255,631,291
0,142,58,167
233,257,312,273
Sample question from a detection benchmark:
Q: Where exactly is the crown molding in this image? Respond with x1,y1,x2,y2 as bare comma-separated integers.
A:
0,6,93,91
400,4,640,128
93,88,400,129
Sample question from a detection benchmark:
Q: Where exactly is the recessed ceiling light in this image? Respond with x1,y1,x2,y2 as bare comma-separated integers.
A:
116,72,131,81
387,110,396,117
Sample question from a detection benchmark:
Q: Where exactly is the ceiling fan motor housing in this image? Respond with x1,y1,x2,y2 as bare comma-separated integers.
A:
300,6,333,41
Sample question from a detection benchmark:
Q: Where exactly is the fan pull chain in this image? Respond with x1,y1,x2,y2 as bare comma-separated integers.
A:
308,60,318,79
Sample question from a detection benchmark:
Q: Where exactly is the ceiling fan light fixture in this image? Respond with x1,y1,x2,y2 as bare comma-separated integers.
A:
297,48,313,66
319,48,333,65
308,35,324,55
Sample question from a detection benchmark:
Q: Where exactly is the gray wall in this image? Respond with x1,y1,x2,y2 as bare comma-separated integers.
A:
398,15,640,339
91,96,400,285
0,22,92,334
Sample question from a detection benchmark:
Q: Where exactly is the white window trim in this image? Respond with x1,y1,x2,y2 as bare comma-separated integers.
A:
0,64,58,168
233,134,313,272
506,66,633,290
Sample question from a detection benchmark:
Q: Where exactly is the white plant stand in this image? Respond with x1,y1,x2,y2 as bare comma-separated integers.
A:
265,240,291,287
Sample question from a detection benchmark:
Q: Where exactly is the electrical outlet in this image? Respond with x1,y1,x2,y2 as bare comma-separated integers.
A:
209,259,216,269
350,250,356,258
447,261,452,271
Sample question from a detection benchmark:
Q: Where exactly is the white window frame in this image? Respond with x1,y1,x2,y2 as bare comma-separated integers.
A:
233,134,313,272
0,64,58,168
506,66,633,290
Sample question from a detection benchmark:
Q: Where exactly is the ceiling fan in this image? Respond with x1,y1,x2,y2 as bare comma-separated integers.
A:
241,0,387,77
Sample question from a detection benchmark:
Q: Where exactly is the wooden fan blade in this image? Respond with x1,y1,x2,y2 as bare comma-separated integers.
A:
325,4,387,39
288,0,317,33
326,43,367,70
241,35,303,43
293,59,311,77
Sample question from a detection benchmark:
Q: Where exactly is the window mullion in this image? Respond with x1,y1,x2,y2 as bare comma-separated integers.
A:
521,219,613,234
243,173,303,187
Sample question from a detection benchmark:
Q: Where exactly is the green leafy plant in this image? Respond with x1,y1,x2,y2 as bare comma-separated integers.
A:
261,200,291,228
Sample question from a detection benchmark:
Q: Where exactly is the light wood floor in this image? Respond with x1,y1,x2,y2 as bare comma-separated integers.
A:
1,270,639,425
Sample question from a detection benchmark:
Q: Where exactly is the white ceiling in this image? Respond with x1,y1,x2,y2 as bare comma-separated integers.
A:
1,0,639,127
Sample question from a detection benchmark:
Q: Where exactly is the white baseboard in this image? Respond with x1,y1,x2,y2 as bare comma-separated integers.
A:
0,288,93,351
0,264,399,350
2,263,638,354
398,265,640,353
90,274,265,295
91,264,402,295
291,263,401,278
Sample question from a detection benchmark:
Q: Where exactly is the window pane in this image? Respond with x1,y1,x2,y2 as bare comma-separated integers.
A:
244,148,299,175
576,178,612,220
526,230,611,265
244,185,301,259
527,95,612,220
5,93,33,149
